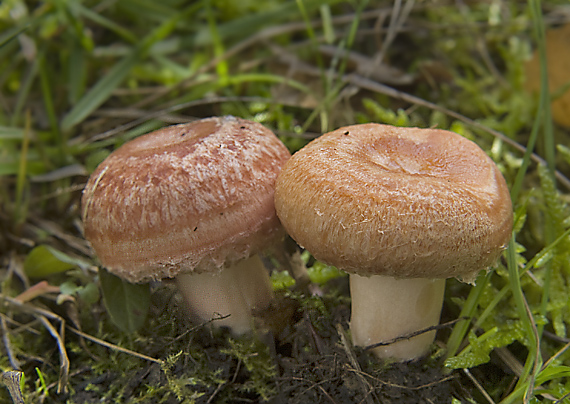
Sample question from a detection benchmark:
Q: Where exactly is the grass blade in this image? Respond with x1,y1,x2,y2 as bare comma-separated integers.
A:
60,50,141,132
61,5,199,132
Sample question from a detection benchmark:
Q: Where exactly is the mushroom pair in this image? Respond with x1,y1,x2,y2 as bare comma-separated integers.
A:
274,123,513,360
82,116,291,334
83,117,513,361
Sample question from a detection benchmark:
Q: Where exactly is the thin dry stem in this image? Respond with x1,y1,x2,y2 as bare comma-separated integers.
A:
363,318,465,351
1,315,21,369
463,368,496,404
66,326,163,365
347,367,457,391
336,324,376,404
38,315,69,394
1,370,25,404
1,295,70,393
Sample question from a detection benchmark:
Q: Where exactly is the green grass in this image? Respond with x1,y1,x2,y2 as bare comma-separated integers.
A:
2,0,570,403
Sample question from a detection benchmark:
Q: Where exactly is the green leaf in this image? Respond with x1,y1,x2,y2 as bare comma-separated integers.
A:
79,282,100,305
71,3,138,44
99,268,150,333
306,258,346,284
362,98,411,127
270,270,295,290
60,280,100,305
558,144,570,165
24,245,77,278
536,365,570,385
445,323,523,370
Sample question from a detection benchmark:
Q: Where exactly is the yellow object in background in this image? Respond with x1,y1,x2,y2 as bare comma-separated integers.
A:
525,24,570,128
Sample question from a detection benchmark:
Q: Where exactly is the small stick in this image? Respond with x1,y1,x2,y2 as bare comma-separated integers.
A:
1,294,70,393
67,326,163,365
463,368,496,404
37,315,69,394
336,324,376,404
364,318,465,351
1,316,21,369
14,281,60,303
1,370,25,404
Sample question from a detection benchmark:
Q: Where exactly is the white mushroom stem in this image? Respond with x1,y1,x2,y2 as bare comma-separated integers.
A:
349,274,446,361
176,255,274,335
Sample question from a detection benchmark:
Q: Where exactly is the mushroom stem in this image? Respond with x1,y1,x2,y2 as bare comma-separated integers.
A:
176,255,274,334
349,274,446,361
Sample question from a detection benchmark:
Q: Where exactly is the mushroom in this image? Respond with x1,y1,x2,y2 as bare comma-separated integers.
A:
274,123,513,360
82,116,291,334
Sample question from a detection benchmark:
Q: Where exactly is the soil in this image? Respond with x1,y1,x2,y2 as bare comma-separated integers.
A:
23,276,471,404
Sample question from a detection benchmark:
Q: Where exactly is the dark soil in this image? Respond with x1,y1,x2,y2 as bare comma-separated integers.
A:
29,276,470,404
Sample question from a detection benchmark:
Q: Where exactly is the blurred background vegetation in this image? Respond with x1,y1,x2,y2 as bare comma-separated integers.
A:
1,0,570,403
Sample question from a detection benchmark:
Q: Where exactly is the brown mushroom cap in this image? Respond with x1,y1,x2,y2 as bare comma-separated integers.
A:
82,116,291,283
274,124,513,282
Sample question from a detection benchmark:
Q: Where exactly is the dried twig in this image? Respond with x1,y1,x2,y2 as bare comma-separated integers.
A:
363,318,465,351
28,216,93,257
14,281,60,303
1,295,70,393
66,326,163,365
284,375,340,404
1,316,20,369
1,370,25,404
336,324,376,404
348,367,457,391
38,315,69,393
374,0,415,67
463,368,496,404
554,391,570,404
